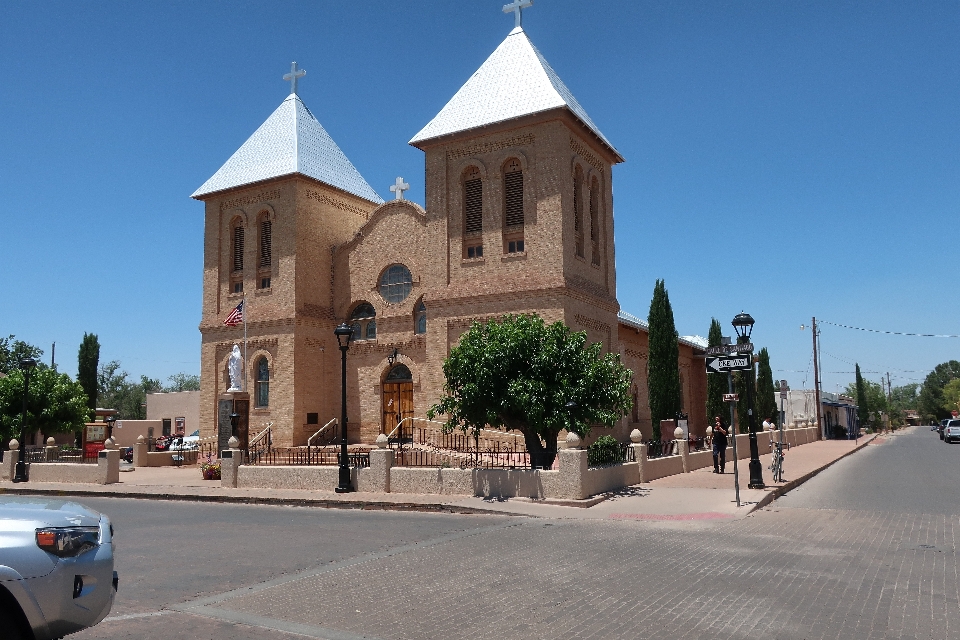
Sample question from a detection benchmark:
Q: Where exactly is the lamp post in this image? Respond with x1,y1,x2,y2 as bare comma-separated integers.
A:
14,357,37,483
732,312,764,489
106,415,116,441
334,323,355,493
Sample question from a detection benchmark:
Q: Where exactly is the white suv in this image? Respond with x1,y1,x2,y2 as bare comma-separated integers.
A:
943,419,960,444
0,496,116,639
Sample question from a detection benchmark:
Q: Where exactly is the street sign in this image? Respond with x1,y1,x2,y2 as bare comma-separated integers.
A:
705,343,754,356
723,393,739,402
780,380,788,399
706,354,754,373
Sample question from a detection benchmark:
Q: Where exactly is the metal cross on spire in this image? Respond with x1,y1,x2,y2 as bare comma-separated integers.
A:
389,177,410,201
502,0,533,29
283,61,306,95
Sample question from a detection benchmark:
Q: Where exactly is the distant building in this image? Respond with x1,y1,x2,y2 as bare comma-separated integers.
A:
778,389,858,439
146,391,200,437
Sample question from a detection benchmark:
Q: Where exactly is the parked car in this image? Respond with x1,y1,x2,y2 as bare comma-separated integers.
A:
943,420,960,443
939,419,950,440
0,496,117,639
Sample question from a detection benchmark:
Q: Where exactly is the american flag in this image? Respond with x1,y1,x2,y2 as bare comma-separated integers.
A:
223,300,244,326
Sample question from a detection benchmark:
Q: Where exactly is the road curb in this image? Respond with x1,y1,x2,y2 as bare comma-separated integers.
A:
750,435,877,513
0,486,522,517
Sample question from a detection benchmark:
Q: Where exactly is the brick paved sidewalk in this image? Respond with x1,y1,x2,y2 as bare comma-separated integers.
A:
0,433,877,521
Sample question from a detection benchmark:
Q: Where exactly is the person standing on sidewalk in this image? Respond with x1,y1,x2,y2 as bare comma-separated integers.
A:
712,416,729,473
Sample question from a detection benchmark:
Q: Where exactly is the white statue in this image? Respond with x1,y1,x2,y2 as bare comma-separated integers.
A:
228,344,243,391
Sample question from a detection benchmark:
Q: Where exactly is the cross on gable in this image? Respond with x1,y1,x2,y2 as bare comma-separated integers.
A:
283,61,306,95
389,177,410,201
502,0,532,29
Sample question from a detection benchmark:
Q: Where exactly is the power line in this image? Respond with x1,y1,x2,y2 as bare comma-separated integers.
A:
821,320,960,338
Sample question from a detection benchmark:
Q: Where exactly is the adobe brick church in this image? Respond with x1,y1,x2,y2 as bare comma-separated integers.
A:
192,11,707,448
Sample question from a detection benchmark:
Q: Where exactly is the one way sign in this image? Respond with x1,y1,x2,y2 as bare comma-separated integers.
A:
706,355,753,373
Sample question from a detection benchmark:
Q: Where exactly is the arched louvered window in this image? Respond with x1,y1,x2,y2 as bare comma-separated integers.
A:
255,357,269,407
463,166,483,259
350,303,376,341
414,299,427,334
589,176,601,265
259,219,272,267
503,158,524,254
233,225,244,271
574,166,584,258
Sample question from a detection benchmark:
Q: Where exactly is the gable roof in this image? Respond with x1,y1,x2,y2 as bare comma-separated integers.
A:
192,94,383,203
409,27,622,162
618,310,707,351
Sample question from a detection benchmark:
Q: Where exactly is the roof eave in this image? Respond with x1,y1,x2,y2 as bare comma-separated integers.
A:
191,172,384,206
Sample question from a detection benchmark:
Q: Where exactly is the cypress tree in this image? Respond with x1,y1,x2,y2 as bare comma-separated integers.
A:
77,333,99,414
647,279,681,441
734,368,755,434
705,319,725,426
855,363,869,430
756,348,778,427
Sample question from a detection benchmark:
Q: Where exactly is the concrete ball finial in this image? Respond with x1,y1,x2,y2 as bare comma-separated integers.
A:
227,436,240,449
375,433,389,449
705,426,713,437
565,431,582,449
46,437,56,446
674,426,684,440
104,438,116,450
137,435,145,443
629,429,642,443
9,439,19,451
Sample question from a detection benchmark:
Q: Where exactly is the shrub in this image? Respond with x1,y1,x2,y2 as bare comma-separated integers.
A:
588,435,623,467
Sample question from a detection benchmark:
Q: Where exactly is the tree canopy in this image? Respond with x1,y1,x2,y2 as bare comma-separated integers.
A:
428,314,632,469
0,335,44,375
77,333,100,413
918,361,960,421
97,361,163,419
755,348,778,427
647,279,680,440
943,379,960,416
0,367,90,443
705,319,725,426
854,364,870,430
844,377,887,429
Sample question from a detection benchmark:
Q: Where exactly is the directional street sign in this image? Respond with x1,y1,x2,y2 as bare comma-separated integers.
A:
706,354,754,373
723,393,739,402
705,343,754,356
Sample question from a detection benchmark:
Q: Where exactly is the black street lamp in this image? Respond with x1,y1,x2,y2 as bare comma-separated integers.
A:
106,415,116,441
732,312,765,489
334,323,355,493
13,357,37,483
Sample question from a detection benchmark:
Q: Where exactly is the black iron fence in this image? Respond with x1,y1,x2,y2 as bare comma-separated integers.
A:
646,439,679,459
241,447,371,468
394,442,532,469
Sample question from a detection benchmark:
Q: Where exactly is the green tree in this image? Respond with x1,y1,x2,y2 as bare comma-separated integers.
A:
845,378,887,429
0,335,44,375
734,366,756,434
77,333,100,413
646,279,680,441
942,379,960,416
918,361,960,421
165,372,200,392
854,364,869,430
428,314,632,469
705,319,725,426
97,361,163,419
755,348,778,427
0,367,90,443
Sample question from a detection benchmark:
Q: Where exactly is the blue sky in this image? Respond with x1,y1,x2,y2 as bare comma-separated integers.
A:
2,1,957,395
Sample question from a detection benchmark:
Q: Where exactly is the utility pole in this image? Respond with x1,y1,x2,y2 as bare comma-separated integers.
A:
811,317,823,440
51,342,55,369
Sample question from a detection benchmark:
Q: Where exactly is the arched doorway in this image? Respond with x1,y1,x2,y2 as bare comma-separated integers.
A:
382,364,414,442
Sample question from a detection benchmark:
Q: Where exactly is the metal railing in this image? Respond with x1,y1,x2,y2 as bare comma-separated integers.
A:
588,442,632,467
243,446,370,467
646,439,678,459
245,423,273,464
307,418,338,450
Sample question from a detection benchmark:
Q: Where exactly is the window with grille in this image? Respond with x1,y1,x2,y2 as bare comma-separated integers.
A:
589,177,601,265
379,265,413,304
463,167,482,235
415,299,427,334
255,357,269,407
259,219,272,267
503,159,524,228
574,166,584,258
233,225,244,271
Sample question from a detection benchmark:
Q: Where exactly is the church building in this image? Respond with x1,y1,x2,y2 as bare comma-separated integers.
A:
192,7,707,449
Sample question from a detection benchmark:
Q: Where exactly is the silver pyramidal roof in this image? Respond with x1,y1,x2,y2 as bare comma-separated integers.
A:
409,27,620,160
192,94,383,203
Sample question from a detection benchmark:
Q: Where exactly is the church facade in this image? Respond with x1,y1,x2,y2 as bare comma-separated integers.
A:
192,19,707,449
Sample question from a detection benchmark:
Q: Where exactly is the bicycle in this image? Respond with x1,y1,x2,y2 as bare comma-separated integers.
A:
769,441,784,483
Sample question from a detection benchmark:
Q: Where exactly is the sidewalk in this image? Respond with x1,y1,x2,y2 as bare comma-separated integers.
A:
0,432,880,523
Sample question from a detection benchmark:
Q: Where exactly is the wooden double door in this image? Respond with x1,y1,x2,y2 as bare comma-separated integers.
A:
382,381,414,440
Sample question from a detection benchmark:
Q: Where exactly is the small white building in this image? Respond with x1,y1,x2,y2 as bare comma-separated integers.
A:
777,389,859,439
146,391,201,437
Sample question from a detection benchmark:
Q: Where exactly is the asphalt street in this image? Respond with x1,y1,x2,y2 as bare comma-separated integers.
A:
72,426,959,639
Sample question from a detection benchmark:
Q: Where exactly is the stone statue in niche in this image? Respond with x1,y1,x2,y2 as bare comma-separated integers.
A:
228,344,243,392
